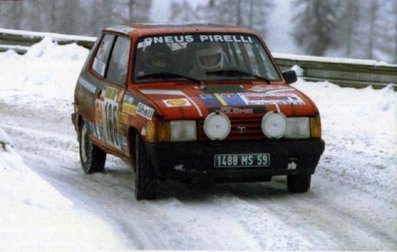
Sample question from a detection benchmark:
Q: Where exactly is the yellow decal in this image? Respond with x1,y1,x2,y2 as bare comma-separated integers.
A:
119,113,129,125
95,102,103,125
104,87,119,100
122,103,136,116
146,121,156,142
214,93,227,106
163,98,191,107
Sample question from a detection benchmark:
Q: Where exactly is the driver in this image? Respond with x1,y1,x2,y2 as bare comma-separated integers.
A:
144,44,171,74
196,43,224,71
189,43,225,78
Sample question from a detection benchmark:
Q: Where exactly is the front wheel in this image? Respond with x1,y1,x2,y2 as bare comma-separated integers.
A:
79,121,106,174
134,135,157,200
287,174,311,193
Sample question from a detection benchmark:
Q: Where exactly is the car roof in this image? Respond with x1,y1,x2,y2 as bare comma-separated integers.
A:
102,23,258,37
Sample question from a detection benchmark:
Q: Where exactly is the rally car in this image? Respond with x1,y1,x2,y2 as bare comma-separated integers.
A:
72,24,325,200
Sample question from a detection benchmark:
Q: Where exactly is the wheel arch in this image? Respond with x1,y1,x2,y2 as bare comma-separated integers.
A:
72,112,84,141
127,126,140,160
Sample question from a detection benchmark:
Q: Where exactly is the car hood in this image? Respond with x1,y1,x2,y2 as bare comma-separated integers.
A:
137,84,318,120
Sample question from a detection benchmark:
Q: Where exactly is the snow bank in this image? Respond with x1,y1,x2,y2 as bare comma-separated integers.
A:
293,80,397,202
0,42,125,249
0,127,123,250
0,38,88,113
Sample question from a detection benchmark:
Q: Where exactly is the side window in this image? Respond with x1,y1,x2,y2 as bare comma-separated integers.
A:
107,36,130,86
92,34,115,77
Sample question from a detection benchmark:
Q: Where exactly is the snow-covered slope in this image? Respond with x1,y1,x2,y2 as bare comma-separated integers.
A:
0,38,396,250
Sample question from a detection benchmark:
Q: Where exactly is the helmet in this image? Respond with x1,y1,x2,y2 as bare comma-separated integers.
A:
144,44,171,70
196,44,224,71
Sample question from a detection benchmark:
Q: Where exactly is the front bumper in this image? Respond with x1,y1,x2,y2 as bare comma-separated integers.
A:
146,139,325,182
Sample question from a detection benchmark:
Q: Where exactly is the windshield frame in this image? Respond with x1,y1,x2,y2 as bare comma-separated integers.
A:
131,32,282,84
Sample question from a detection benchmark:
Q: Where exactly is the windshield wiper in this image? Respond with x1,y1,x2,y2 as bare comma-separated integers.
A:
206,69,270,83
137,72,200,84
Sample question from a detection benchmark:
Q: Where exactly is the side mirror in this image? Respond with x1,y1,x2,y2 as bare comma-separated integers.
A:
282,70,297,84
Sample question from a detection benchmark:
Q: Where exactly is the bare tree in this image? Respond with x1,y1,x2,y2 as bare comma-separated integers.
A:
393,2,397,63
337,0,360,57
172,0,273,36
169,0,199,22
291,0,339,56
367,0,378,59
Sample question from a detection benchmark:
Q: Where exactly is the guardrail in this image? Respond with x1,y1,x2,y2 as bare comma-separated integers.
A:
274,53,397,89
0,28,396,90
0,28,96,51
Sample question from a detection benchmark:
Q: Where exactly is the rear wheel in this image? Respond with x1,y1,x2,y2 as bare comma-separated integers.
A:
287,174,311,193
134,135,157,200
79,121,106,174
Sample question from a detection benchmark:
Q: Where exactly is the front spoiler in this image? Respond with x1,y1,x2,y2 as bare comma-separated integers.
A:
146,139,325,182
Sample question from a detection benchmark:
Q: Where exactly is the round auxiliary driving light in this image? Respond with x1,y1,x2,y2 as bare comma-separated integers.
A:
261,111,287,139
203,112,231,140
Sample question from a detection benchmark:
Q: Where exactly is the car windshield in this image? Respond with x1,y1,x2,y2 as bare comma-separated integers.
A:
134,34,281,83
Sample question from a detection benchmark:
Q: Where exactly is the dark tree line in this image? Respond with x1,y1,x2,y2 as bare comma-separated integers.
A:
170,0,397,63
170,0,274,37
1,0,397,63
292,0,397,63
0,0,152,36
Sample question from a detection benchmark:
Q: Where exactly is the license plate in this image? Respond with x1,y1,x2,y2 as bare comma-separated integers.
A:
214,153,270,168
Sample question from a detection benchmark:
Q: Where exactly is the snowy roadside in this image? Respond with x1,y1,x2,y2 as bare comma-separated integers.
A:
0,39,126,250
0,127,124,250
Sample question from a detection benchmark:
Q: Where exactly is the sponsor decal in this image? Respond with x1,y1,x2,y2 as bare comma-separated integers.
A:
140,89,203,116
249,85,295,93
218,93,246,106
94,99,121,149
163,98,191,107
239,93,305,105
136,102,155,120
137,34,254,48
249,85,278,93
122,103,136,116
122,94,136,115
79,78,96,93
199,93,247,107
92,58,106,77
199,35,253,43
95,101,104,126
119,113,129,125
104,87,119,100
219,107,254,114
123,94,134,104
213,93,227,106
199,94,222,107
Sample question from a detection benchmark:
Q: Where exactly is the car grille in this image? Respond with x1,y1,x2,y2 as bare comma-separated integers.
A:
198,118,266,141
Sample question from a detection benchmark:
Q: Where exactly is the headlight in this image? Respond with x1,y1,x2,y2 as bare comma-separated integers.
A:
170,120,197,142
285,117,310,139
156,121,197,142
203,112,231,140
261,111,287,139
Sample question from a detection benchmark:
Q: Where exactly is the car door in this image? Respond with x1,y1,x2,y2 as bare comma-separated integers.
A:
74,33,115,125
94,35,131,150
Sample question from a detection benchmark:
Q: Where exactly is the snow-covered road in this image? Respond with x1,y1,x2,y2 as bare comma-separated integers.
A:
0,39,396,250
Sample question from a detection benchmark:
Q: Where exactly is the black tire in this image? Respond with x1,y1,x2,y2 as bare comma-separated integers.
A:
134,135,157,200
287,174,311,193
79,121,106,174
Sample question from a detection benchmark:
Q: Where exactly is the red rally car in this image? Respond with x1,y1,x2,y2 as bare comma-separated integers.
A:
72,24,325,200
